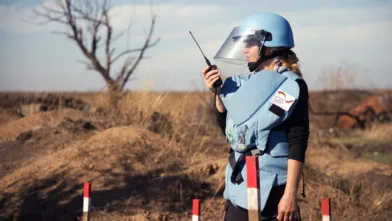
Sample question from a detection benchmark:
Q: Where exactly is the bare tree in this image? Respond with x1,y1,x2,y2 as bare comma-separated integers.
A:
32,0,159,99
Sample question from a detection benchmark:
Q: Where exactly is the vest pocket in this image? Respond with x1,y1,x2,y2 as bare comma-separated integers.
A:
235,122,259,151
226,121,258,152
237,122,257,149
268,130,289,157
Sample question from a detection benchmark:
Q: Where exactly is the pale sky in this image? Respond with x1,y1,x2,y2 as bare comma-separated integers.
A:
0,0,391,92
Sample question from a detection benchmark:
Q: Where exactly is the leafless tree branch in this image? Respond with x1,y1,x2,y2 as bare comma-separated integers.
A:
32,0,159,95
75,59,94,70
120,15,160,90
110,38,159,65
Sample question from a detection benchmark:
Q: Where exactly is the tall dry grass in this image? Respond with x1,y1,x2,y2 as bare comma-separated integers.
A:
91,89,223,157
362,123,392,141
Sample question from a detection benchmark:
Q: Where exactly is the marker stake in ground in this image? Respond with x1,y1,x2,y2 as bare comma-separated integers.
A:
322,198,331,221
83,182,91,221
246,156,260,221
192,199,201,221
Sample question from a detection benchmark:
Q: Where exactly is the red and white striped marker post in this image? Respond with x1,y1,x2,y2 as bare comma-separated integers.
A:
322,198,332,221
83,182,91,221
192,199,201,221
246,156,260,221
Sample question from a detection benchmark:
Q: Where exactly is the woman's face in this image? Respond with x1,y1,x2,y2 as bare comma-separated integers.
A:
243,39,260,62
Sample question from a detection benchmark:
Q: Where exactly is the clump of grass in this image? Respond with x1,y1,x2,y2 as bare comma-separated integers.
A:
361,152,392,166
362,123,392,141
91,89,222,157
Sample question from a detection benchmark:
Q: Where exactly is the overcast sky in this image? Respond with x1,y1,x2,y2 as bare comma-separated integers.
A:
0,0,391,92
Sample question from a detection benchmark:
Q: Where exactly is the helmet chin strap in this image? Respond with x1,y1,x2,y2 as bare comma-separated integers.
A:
247,42,263,72
247,35,283,72
247,51,284,72
247,60,261,72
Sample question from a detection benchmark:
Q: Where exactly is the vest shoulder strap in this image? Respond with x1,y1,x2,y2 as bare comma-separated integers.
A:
281,70,301,81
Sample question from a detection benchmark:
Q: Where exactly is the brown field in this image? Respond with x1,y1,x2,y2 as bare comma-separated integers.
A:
0,89,391,221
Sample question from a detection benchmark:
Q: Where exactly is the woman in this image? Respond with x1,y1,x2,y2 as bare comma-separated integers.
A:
201,12,309,221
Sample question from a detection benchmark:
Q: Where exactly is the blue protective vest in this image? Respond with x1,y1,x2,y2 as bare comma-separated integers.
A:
219,69,301,211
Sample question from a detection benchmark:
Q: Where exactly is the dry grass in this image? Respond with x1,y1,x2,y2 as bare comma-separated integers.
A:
306,145,392,177
0,90,391,220
110,90,222,153
362,123,392,141
0,109,86,140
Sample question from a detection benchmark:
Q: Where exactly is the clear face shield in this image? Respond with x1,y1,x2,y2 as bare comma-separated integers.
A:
213,27,272,65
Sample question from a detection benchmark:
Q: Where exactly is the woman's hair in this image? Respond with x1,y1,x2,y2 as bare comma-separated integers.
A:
269,47,302,78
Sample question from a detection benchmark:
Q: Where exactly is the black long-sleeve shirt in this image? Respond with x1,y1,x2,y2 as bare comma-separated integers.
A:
216,79,310,163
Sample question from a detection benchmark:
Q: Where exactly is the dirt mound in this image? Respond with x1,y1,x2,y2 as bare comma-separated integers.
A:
0,109,87,141
0,117,97,179
0,108,21,124
0,126,222,221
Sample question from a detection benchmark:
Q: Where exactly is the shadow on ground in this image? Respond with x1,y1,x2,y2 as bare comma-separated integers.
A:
0,160,214,221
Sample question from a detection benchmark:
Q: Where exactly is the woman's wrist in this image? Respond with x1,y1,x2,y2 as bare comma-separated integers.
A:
283,190,298,198
215,99,225,113
210,86,221,93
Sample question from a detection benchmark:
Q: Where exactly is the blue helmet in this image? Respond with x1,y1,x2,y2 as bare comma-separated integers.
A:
238,12,294,48
214,12,295,67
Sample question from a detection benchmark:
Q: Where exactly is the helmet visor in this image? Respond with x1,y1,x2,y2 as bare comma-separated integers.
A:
213,27,266,65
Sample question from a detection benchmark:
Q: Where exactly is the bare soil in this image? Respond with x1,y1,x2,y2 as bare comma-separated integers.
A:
0,116,97,179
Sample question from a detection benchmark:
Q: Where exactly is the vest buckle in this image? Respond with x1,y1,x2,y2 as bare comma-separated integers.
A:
250,148,263,156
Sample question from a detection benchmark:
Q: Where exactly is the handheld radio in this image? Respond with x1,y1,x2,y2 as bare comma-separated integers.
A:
189,31,222,88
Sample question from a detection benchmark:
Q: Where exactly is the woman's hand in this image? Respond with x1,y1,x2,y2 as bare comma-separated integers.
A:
201,65,221,93
277,193,298,221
